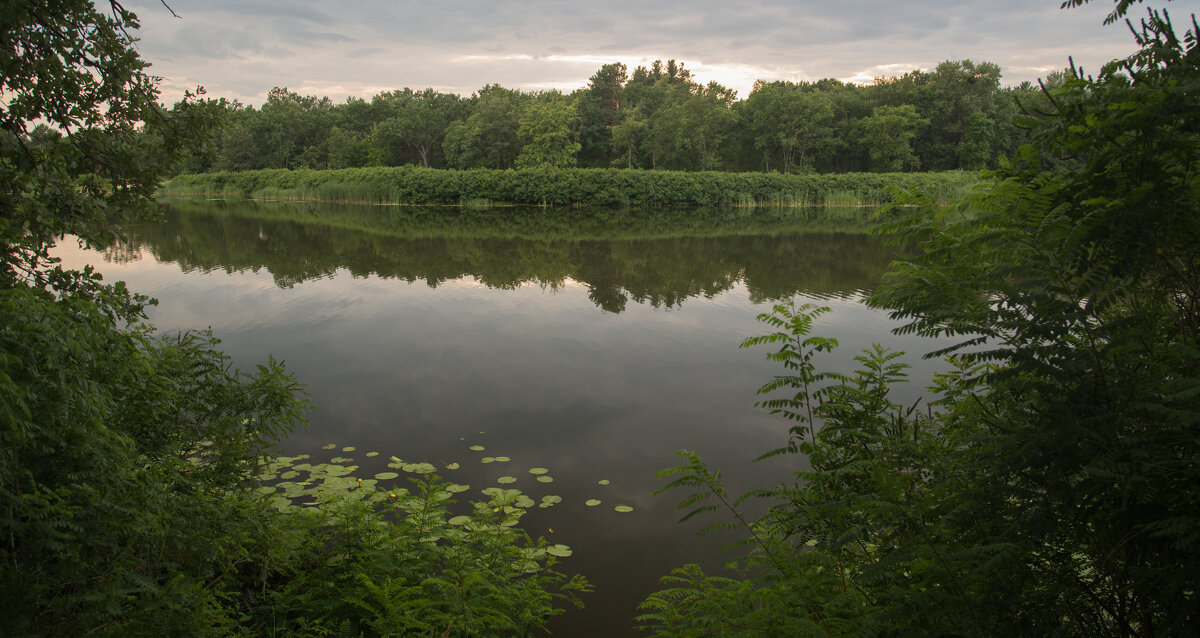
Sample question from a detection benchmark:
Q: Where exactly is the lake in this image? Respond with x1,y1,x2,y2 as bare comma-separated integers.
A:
56,201,957,636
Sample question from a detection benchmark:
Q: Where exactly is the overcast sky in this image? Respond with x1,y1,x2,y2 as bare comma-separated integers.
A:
126,0,1168,107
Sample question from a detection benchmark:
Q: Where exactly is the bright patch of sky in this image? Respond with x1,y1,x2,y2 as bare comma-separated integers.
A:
126,0,1166,106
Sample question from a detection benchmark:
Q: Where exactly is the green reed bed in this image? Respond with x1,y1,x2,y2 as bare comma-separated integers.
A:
162,166,980,208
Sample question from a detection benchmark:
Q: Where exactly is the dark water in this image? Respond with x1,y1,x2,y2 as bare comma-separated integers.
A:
57,201,957,636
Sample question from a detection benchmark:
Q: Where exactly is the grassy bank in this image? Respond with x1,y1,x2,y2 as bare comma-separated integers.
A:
161,166,980,208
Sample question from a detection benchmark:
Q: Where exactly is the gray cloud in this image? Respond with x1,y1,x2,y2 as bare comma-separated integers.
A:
133,0,1152,106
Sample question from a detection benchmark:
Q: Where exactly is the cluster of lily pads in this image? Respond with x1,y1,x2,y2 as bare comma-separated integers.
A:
461,443,632,512
255,440,634,544
256,450,574,560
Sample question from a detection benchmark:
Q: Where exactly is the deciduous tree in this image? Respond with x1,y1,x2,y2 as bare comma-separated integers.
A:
516,93,581,169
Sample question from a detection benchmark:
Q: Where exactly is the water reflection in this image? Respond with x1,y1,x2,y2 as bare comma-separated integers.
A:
113,201,899,312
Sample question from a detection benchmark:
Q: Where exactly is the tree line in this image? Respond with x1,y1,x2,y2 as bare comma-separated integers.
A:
181,59,1049,176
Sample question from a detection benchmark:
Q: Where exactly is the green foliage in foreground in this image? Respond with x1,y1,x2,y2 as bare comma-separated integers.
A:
160,165,978,208
640,7,1200,637
640,303,984,636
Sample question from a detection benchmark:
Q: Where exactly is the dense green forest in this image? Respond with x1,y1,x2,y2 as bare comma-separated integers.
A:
174,58,1043,175
3,0,1198,636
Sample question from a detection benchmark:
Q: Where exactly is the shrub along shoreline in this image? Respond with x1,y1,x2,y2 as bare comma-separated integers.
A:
161,166,980,208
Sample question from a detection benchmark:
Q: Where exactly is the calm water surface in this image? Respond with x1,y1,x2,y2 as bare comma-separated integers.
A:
57,202,956,636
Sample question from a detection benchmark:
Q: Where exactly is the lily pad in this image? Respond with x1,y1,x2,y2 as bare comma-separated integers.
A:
585,499,601,507
481,457,495,463
365,451,379,457
330,456,352,464
321,443,337,450
276,484,304,498
446,483,470,493
614,505,634,513
539,495,562,509
469,445,485,451
494,456,510,462
597,479,610,486
497,476,517,484
342,446,356,452
401,462,436,474
279,471,299,480
529,467,549,475
374,471,399,480
546,544,572,557
536,476,554,483
445,462,460,470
